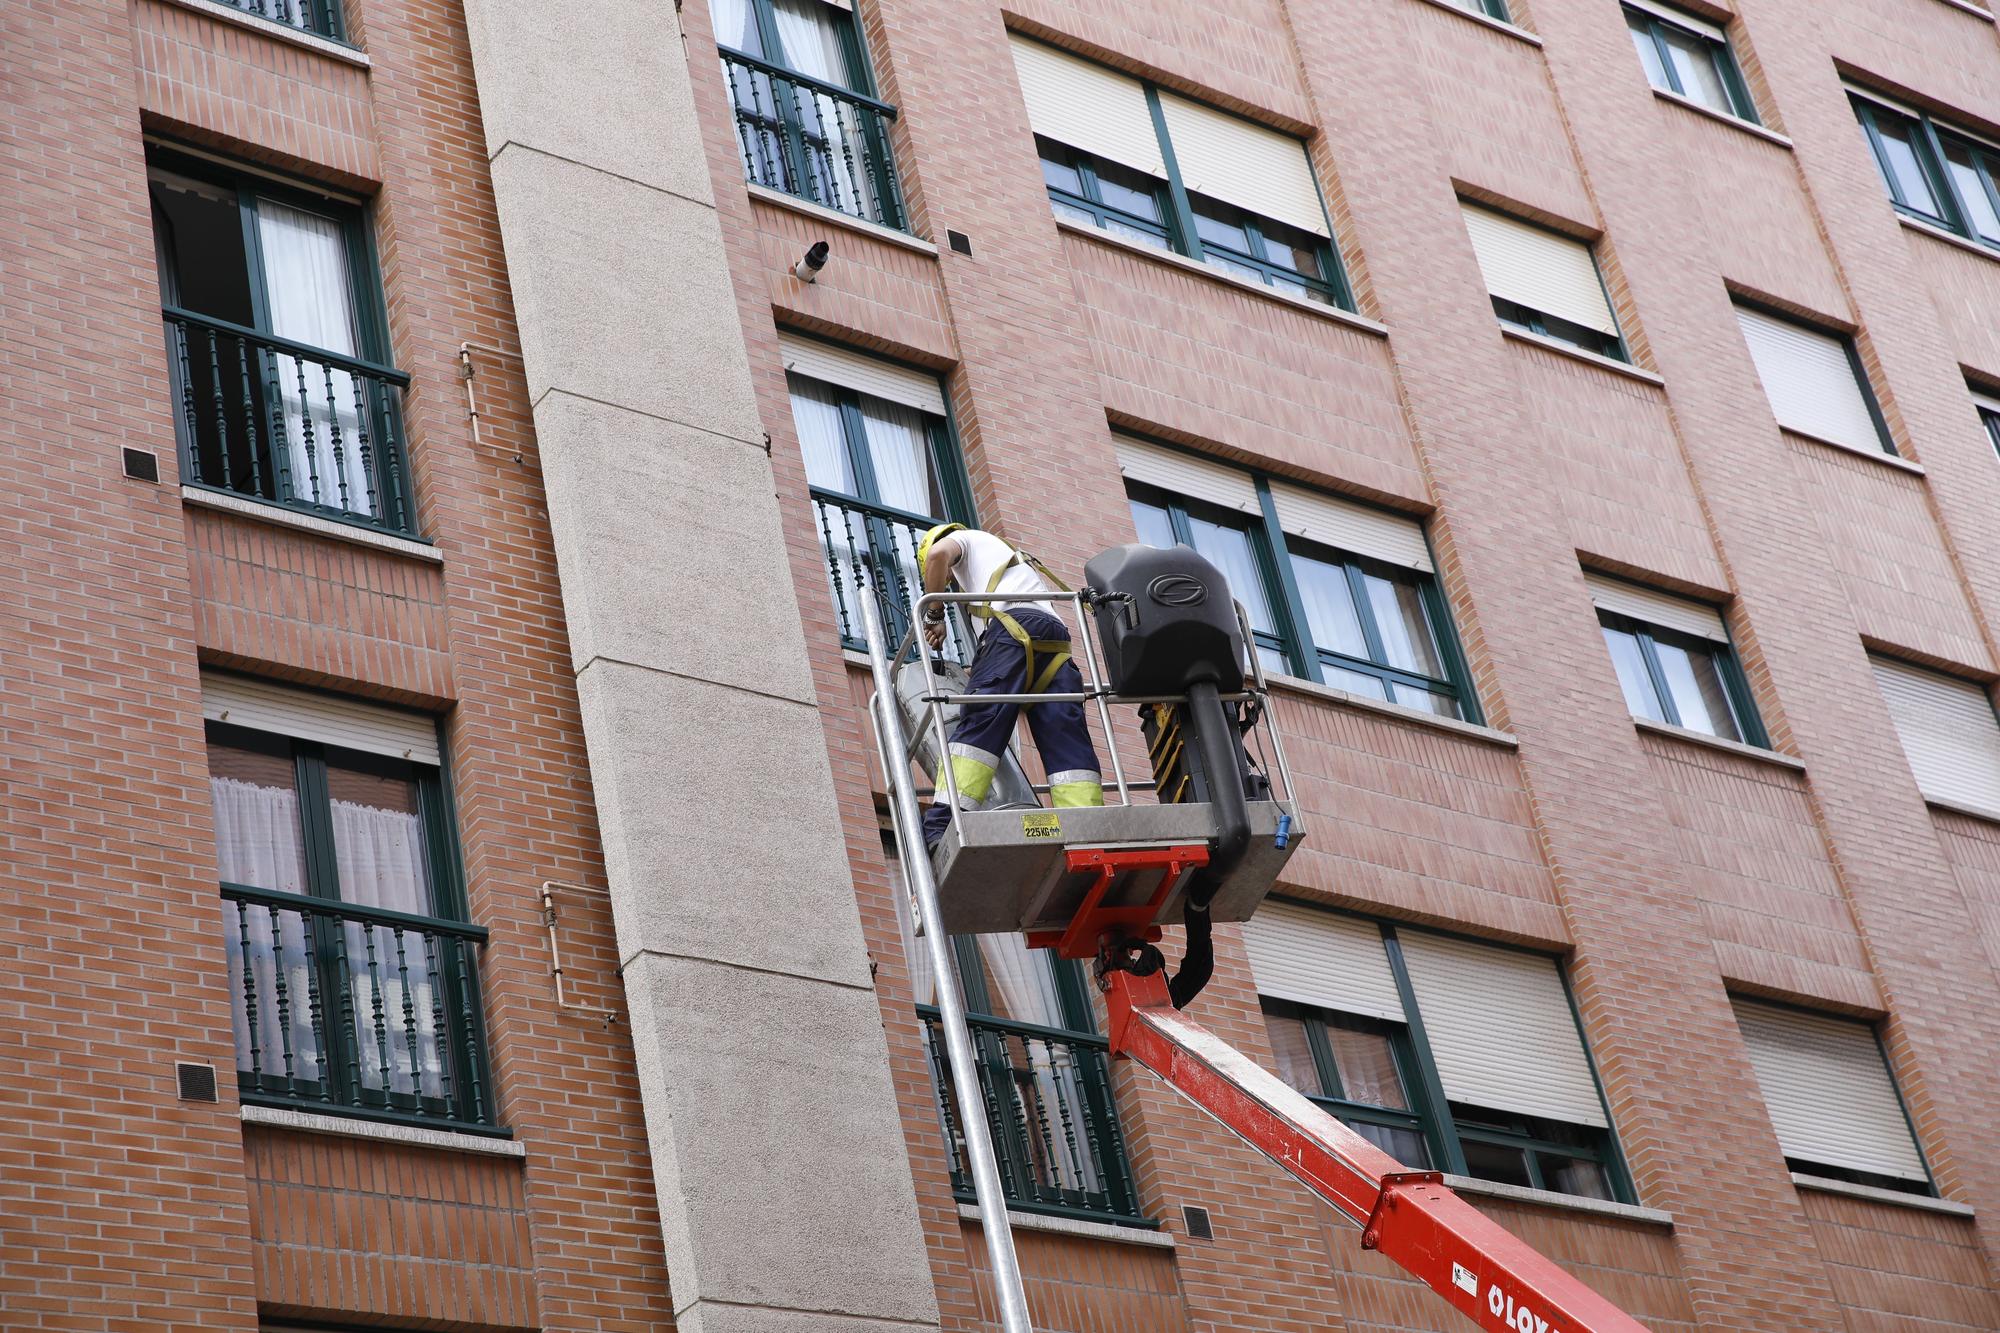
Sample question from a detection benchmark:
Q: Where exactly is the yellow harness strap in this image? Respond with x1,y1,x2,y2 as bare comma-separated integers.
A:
972,549,1073,695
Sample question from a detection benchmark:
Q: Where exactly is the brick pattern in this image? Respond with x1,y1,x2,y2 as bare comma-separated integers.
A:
959,1224,1191,1333
244,1126,539,1329
1800,1187,2000,1331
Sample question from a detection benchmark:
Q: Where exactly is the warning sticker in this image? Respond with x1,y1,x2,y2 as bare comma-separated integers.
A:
1451,1263,1478,1297
1021,812,1062,840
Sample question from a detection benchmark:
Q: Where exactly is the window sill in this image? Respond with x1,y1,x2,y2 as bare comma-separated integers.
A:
1405,0,1544,47
1634,718,1804,771
957,1202,1173,1248
1778,428,1924,477
1444,1174,1673,1227
1500,326,1665,387
1925,794,2000,825
1898,213,2000,266
1925,0,1995,21
182,485,443,562
1269,673,1519,749
1791,1172,1973,1217
158,0,369,66
1651,88,1792,150
747,182,938,258
242,1104,525,1157
1054,217,1391,341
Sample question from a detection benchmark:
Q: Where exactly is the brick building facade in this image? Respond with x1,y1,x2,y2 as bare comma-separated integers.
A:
6,0,2000,1328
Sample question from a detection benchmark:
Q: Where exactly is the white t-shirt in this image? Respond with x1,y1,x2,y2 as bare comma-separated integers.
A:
945,529,1059,617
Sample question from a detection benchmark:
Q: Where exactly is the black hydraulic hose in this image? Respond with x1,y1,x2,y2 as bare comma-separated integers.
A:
1168,680,1254,1008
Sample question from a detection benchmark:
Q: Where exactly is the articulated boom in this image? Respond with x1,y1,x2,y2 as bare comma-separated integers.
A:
1101,963,1652,1333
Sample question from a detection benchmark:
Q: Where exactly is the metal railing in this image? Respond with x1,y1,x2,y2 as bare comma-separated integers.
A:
164,307,416,537
721,48,906,230
211,0,345,41
812,489,974,663
220,883,495,1131
920,1006,1145,1223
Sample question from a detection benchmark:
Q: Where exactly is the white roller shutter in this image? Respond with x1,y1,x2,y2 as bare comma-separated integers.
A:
777,333,947,416
1623,0,1725,39
1240,901,1405,1022
1871,656,2000,813
1584,573,1727,642
1397,931,1607,1128
1008,36,1166,179
1732,999,1929,1183
202,673,441,766
1460,203,1620,338
1734,306,1884,453
1113,436,1259,516
1157,92,1329,238
1270,483,1433,573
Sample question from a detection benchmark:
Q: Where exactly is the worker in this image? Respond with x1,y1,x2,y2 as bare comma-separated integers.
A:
916,523,1103,849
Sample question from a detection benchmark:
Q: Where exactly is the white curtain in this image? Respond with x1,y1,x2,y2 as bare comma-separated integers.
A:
212,776,320,1086
331,797,443,1098
769,0,880,218
257,200,372,516
859,400,931,513
707,0,761,50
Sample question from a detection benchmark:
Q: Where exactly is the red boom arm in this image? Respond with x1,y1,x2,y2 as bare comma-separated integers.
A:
1102,967,1652,1333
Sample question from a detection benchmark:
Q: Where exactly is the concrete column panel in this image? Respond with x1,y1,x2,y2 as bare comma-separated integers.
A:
622,951,939,1328
574,657,876,986
487,145,766,443
459,0,716,204
535,391,817,701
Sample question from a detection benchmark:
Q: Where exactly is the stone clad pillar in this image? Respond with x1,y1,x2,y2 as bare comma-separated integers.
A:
456,6,940,1329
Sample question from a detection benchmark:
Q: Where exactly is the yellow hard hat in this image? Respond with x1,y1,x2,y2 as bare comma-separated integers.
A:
916,522,966,571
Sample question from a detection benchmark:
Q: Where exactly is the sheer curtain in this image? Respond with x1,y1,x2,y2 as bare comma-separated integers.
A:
257,200,372,516
969,938,1101,1194
212,775,321,1086
330,786,443,1099
768,0,879,217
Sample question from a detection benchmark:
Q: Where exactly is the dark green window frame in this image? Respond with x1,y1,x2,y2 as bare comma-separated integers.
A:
1978,400,2000,458
1035,80,1355,310
1852,93,2000,252
1125,459,1481,724
1622,4,1758,123
1597,607,1769,747
207,718,497,1134
1449,0,1512,20
217,0,347,43
1039,137,1176,249
1261,908,1635,1205
715,0,906,230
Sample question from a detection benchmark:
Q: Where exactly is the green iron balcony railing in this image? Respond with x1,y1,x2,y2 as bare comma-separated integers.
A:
221,883,497,1133
721,48,906,231
214,0,346,41
811,488,974,663
164,307,417,538
920,1006,1147,1225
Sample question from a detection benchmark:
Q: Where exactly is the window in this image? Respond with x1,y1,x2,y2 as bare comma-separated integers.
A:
1588,574,1767,746
1011,36,1354,308
1623,2,1758,123
1871,655,2000,815
149,150,414,535
1852,88,2000,252
710,0,905,228
1438,0,1512,18
1733,303,1893,455
1732,999,1933,1196
202,674,494,1132
888,835,1143,1222
1117,437,1479,721
1243,902,1631,1202
1972,387,2000,459
1460,202,1627,362
782,334,976,655
215,0,346,41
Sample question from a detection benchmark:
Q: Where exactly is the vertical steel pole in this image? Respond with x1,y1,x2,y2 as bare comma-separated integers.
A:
856,580,1035,1333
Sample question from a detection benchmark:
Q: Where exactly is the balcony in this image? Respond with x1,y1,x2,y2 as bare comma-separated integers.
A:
920,1006,1146,1225
165,307,416,538
222,882,495,1132
721,48,906,231
811,488,973,662
211,0,347,41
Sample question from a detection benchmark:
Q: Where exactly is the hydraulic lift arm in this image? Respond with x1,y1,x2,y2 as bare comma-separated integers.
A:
1101,963,1653,1333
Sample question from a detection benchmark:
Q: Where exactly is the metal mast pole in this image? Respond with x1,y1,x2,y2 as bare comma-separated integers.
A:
855,581,1035,1333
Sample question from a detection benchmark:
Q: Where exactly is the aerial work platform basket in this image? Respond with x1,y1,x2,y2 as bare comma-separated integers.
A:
856,546,1653,1333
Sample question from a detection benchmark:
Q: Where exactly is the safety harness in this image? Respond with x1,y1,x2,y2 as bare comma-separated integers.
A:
919,523,1074,694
